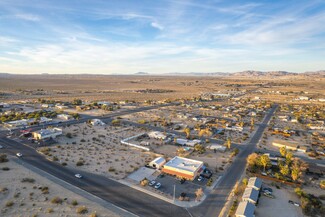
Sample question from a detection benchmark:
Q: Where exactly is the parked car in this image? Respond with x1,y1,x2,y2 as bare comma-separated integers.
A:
198,176,204,182
16,153,23,157
263,192,274,198
149,180,156,186
75,174,82,178
0,145,3,149
154,183,161,189
262,187,273,194
261,172,267,176
180,178,186,184
158,174,165,178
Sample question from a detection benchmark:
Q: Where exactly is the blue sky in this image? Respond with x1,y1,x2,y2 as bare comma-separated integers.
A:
0,0,325,74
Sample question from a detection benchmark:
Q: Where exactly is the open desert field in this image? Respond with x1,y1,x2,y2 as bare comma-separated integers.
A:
0,158,120,217
1,74,323,103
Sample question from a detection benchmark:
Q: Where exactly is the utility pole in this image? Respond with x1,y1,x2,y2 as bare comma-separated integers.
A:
173,184,176,202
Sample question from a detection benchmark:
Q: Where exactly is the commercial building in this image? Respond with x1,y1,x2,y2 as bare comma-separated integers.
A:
33,128,62,140
162,156,204,180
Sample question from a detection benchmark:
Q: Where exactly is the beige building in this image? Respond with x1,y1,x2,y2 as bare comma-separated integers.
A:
162,156,204,180
272,139,307,153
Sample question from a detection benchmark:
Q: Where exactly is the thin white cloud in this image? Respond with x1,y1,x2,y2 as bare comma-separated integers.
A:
15,13,40,21
151,22,164,30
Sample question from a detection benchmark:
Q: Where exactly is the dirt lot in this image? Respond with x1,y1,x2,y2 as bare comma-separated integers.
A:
39,123,158,180
0,159,120,217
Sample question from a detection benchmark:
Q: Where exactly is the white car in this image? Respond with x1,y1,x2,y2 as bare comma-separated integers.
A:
154,183,161,189
198,176,204,182
0,145,3,149
16,153,23,157
75,174,82,179
149,180,156,186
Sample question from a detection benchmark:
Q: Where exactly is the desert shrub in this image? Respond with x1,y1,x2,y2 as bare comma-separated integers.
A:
6,201,14,207
52,156,59,161
2,167,10,171
51,196,63,204
61,162,67,166
71,200,78,206
47,208,54,213
76,161,84,166
66,132,72,138
89,212,97,217
108,167,115,172
0,187,8,193
76,206,88,214
0,154,8,163
21,178,35,183
41,186,49,194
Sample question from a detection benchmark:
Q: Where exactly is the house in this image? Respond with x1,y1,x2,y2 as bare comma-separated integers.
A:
272,139,307,152
242,187,259,204
55,104,68,109
148,157,166,169
4,119,29,128
90,119,105,126
97,101,111,106
147,131,167,140
176,138,201,147
235,201,255,217
57,114,72,120
162,156,204,180
33,128,62,140
247,177,262,191
39,117,52,123
208,144,226,152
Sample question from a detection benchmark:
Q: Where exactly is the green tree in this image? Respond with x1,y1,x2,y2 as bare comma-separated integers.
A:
247,153,259,169
279,146,287,157
259,155,271,171
280,165,290,176
286,152,293,165
184,127,191,139
226,137,231,149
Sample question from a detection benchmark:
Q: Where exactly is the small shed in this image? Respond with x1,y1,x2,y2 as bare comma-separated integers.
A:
148,157,166,170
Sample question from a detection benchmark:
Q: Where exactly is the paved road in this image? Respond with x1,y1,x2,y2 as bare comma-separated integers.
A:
188,104,278,217
0,137,191,217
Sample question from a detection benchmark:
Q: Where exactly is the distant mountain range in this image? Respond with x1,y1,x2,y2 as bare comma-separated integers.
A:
161,70,325,77
0,70,324,77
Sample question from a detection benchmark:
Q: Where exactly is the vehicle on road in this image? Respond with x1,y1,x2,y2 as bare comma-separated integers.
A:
75,174,82,178
154,183,161,189
149,180,156,186
16,153,22,157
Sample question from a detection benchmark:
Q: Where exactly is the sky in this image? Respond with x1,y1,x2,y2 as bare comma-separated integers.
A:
0,0,325,74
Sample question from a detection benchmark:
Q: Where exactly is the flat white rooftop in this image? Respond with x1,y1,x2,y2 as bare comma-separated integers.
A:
164,156,203,173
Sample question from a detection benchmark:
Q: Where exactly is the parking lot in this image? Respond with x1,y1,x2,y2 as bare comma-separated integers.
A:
147,173,207,200
255,186,304,217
